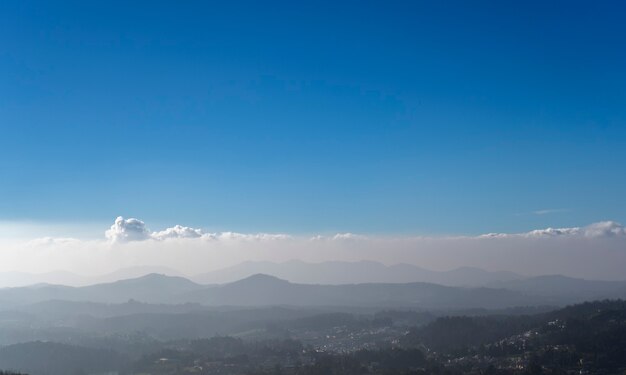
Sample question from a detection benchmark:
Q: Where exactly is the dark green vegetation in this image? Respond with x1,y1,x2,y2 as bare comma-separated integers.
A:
0,300,625,374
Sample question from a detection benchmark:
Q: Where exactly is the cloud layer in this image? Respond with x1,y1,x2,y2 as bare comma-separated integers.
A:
480,221,626,239
152,225,205,240
105,216,626,244
105,216,292,243
2,217,625,280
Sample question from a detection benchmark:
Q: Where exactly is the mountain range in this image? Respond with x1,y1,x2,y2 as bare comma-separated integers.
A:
6,261,625,292
0,261,529,288
0,265,184,288
190,260,524,286
0,272,625,311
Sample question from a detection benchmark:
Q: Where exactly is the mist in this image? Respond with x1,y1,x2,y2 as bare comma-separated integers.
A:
1,217,625,281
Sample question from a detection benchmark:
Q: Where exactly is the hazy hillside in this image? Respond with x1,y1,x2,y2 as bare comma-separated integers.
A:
1,273,625,312
489,275,626,300
0,274,204,307
192,260,523,286
0,266,184,288
186,274,543,309
0,273,540,309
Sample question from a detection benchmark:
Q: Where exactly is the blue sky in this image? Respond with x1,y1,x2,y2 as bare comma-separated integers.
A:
1,1,625,235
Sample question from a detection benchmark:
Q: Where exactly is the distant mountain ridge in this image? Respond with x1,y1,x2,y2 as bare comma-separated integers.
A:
488,275,626,300
0,274,204,307
0,261,523,288
1,261,625,310
0,272,624,311
185,274,543,309
191,260,524,286
0,273,540,310
0,266,184,288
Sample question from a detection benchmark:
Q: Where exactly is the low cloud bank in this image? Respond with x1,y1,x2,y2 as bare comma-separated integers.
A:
105,216,291,243
106,216,626,243
480,221,626,239
1,217,625,280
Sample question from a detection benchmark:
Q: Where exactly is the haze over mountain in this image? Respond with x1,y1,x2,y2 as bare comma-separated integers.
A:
488,275,626,301
0,274,198,307
0,261,525,288
1,272,625,312
2,1,626,374
0,266,184,288
2,219,626,280
192,260,524,286
0,273,533,309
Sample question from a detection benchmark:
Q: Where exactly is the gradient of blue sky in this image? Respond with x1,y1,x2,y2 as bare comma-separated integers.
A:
1,1,625,235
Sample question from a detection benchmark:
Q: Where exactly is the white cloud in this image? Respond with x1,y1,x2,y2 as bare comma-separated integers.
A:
478,221,625,239
97,217,626,244
3,217,626,280
583,221,626,238
105,217,290,243
105,216,151,243
524,227,582,238
152,225,204,240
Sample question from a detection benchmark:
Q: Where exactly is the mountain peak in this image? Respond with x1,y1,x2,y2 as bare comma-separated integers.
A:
136,273,173,280
231,273,290,285
101,273,201,290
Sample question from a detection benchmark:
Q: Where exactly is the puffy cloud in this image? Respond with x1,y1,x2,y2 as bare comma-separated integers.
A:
4,218,626,280
104,217,625,244
583,221,626,238
104,217,290,243
152,230,291,242
105,216,151,243
478,221,625,239
152,225,204,240
524,227,582,238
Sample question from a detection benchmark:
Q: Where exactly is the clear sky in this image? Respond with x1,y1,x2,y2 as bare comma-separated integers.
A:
1,0,625,235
